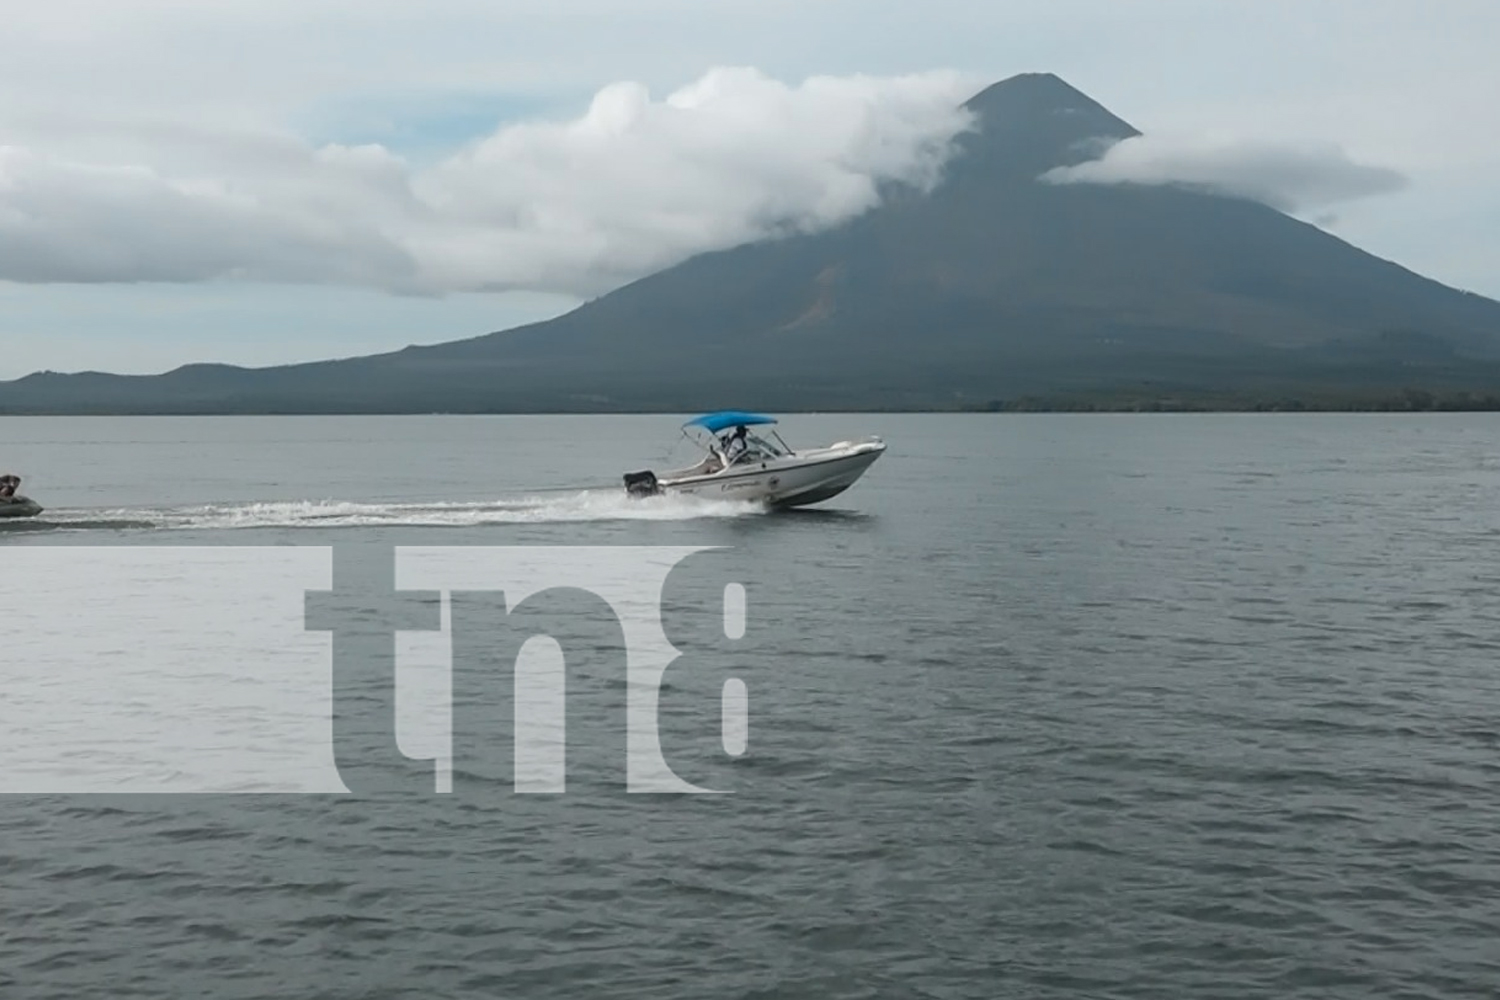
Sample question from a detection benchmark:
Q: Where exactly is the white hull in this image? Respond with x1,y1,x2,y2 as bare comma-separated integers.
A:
650,438,885,508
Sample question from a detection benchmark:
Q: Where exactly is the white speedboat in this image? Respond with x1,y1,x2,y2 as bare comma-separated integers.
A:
0,474,42,519
623,412,885,508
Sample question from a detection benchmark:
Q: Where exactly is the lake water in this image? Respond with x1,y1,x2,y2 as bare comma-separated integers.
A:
3,414,1499,998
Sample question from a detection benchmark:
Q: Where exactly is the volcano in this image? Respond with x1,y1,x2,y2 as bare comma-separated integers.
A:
5,72,1500,413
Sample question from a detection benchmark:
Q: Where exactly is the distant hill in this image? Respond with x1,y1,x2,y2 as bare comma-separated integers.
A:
6,72,1500,414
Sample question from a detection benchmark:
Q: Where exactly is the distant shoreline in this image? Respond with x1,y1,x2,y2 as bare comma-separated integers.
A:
6,390,1500,417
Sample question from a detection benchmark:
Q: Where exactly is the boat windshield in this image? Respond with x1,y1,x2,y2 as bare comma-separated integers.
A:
726,432,786,464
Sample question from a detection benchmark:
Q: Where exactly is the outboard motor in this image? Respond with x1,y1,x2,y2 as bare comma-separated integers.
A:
623,470,660,499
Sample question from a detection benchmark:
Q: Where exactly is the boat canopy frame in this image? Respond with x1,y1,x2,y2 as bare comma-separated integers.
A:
679,412,795,460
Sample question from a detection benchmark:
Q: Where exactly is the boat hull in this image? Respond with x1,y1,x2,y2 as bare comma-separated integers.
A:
0,496,44,519
653,440,885,508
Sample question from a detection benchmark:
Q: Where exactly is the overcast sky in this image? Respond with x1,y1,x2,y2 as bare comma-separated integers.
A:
2,0,1497,378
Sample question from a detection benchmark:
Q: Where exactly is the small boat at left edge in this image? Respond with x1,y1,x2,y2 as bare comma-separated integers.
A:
0,474,43,519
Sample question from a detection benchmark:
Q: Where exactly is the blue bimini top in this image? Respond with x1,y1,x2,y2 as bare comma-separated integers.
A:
682,411,778,434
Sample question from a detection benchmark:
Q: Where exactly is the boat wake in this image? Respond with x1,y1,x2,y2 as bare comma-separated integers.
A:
21,490,766,532
0,518,159,534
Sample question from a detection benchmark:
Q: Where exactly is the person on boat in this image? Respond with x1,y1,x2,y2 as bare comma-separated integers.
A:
0,474,18,500
722,424,750,460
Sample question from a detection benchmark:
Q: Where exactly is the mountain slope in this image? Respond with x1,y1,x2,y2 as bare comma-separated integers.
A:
5,72,1500,414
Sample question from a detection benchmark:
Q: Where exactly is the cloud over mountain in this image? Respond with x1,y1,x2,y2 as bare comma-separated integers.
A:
1042,133,1407,213
0,68,976,296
